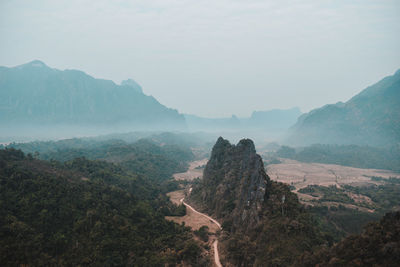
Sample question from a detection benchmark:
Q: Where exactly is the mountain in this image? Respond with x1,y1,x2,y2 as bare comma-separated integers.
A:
184,107,302,134
189,137,325,265
191,137,269,231
247,107,302,129
120,78,143,94
288,69,400,146
0,60,186,135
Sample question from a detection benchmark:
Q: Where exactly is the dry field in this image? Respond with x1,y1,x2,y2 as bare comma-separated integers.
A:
167,158,219,234
173,158,208,181
166,189,220,233
266,158,400,190
266,158,400,209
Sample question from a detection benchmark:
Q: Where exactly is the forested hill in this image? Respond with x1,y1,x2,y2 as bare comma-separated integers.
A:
6,137,195,182
288,69,400,146
296,211,400,266
0,148,207,266
0,60,186,131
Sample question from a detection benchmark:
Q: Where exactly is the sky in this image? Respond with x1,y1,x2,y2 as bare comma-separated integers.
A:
0,0,399,118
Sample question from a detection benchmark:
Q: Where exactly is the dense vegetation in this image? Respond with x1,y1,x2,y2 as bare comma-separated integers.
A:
299,182,400,214
296,211,400,266
276,144,400,172
221,181,327,266
2,134,399,266
306,205,381,241
7,138,195,182
343,183,400,212
297,180,400,240
0,148,207,266
299,185,350,202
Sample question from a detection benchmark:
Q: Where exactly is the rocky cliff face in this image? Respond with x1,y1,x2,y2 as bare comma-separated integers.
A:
190,137,326,266
191,137,269,231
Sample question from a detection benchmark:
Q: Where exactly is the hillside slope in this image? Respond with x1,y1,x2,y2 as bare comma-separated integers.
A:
0,60,186,131
0,147,212,266
297,211,400,266
288,69,400,146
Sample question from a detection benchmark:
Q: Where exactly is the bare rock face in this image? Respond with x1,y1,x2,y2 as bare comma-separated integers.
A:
192,137,269,231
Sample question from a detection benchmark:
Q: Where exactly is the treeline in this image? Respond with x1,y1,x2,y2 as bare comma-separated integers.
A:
298,180,400,239
0,148,208,266
6,138,195,182
221,181,328,266
276,144,400,172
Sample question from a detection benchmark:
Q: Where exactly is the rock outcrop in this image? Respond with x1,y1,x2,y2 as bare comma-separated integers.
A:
190,137,326,266
191,137,269,231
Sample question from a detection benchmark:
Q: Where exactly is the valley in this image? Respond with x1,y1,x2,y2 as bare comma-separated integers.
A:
1,2,399,265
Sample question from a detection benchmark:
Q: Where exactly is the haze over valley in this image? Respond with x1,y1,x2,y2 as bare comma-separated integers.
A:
1,1,399,266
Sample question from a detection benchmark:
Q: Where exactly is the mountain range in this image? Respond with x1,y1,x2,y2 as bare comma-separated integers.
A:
0,60,186,133
2,60,399,148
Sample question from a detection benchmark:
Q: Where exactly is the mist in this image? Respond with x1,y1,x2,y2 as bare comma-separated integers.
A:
0,1,399,147
1,2,400,266
1,0,399,118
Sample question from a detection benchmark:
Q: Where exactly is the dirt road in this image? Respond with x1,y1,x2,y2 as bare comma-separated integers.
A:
166,190,223,266
213,240,222,267
181,191,222,267
166,190,220,233
167,159,223,266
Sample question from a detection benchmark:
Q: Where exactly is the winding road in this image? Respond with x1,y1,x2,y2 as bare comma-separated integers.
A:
167,159,223,266
180,191,222,267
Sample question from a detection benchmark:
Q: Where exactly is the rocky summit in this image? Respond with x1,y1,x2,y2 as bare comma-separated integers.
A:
190,137,327,266
191,137,269,231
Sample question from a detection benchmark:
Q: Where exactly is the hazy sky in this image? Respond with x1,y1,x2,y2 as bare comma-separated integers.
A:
1,0,399,117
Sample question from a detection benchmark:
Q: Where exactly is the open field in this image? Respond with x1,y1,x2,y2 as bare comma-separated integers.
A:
173,158,208,181
266,158,400,190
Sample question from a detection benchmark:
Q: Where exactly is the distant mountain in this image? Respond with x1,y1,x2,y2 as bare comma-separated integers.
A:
184,107,301,131
0,60,186,133
288,69,400,146
184,114,241,130
247,107,302,129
